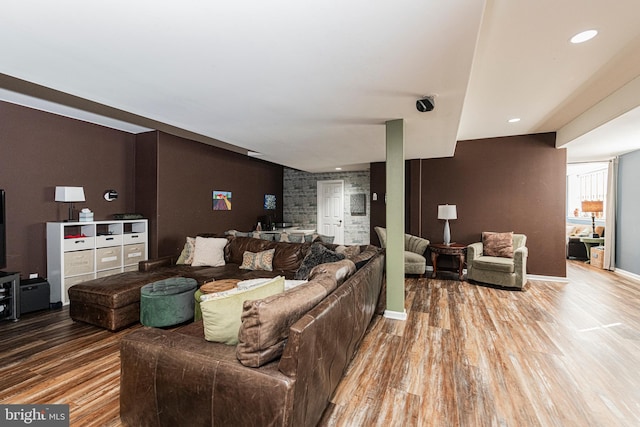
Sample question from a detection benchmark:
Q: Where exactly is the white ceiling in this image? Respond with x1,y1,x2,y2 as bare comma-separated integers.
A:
2,0,640,172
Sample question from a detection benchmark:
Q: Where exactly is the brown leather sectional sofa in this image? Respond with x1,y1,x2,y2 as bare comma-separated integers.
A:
68,236,314,331
118,237,385,426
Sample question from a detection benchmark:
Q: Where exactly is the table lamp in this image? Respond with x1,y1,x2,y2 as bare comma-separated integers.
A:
581,200,603,237
55,186,85,221
437,204,457,245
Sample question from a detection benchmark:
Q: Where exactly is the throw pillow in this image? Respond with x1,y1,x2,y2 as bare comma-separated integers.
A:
239,249,275,271
482,231,514,258
201,276,285,345
176,237,196,265
294,243,345,280
191,236,227,267
236,277,273,290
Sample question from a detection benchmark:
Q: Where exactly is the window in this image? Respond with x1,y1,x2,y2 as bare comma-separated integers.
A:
567,162,607,219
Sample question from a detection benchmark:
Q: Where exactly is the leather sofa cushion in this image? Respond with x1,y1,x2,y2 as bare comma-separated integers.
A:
227,237,310,274
348,245,380,269
308,259,356,287
237,268,341,367
139,256,175,272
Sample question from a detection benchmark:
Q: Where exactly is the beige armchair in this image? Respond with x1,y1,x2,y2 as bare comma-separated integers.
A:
467,233,528,289
374,226,430,275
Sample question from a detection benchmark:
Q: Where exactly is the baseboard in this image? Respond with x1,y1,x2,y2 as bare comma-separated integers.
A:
528,274,569,283
428,267,568,283
383,309,407,321
615,268,640,281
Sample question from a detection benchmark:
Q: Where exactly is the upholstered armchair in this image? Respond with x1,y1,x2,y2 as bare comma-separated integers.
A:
467,232,528,289
374,226,429,275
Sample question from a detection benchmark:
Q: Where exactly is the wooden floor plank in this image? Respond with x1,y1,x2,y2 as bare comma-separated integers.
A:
1,260,639,426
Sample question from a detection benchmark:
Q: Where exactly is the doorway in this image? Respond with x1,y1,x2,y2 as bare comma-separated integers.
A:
317,180,344,244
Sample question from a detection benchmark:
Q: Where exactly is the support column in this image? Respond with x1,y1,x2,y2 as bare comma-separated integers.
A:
384,119,406,321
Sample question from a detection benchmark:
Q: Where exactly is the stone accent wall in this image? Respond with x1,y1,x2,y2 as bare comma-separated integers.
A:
283,168,370,244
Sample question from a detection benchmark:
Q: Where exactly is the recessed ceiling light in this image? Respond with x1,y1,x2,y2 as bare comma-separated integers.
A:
508,118,521,123
335,167,342,171
570,29,598,44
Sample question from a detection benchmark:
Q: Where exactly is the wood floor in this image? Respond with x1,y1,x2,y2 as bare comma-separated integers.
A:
1,261,639,426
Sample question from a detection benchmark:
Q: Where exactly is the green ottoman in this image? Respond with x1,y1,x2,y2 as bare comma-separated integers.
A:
140,277,197,327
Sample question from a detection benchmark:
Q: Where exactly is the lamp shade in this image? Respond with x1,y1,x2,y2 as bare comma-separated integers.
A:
55,186,85,202
581,200,603,213
437,204,457,220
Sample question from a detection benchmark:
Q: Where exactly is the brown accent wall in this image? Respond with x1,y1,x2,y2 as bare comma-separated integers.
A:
369,162,386,247
134,131,159,257
0,101,136,279
371,133,567,277
136,131,283,258
0,102,284,279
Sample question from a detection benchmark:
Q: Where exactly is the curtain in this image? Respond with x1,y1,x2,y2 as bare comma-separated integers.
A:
604,157,618,270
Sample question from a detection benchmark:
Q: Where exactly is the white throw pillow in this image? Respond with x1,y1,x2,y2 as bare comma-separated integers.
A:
236,278,273,290
191,237,227,267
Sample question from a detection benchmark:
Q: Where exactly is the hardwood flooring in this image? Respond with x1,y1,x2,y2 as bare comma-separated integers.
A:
1,261,639,426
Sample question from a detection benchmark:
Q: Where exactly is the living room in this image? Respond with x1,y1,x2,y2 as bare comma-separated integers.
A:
2,1,640,426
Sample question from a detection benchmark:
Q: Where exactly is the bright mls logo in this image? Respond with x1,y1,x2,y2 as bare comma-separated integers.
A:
1,404,69,426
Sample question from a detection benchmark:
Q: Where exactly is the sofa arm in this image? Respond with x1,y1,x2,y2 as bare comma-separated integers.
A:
405,234,429,255
514,246,528,288
466,242,483,261
138,256,176,272
120,327,295,426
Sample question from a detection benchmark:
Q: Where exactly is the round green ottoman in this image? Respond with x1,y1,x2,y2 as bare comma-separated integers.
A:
140,277,197,327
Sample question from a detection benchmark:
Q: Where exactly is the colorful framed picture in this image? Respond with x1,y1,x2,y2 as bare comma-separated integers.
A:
264,194,276,210
213,191,232,210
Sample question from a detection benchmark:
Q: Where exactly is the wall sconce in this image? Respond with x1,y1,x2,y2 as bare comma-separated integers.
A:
55,186,85,221
103,189,118,202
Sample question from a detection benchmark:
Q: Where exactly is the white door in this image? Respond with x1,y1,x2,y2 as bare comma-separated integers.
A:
317,180,344,244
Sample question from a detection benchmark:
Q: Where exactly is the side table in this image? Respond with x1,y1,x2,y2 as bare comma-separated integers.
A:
429,243,466,281
579,236,605,263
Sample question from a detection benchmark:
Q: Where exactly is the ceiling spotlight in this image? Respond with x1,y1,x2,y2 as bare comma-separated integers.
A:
508,118,521,123
416,96,435,112
570,29,598,44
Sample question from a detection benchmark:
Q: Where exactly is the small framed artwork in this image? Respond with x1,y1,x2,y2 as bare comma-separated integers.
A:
213,190,232,210
350,193,366,216
264,194,276,210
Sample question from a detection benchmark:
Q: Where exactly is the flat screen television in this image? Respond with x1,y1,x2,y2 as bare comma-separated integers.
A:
0,189,6,270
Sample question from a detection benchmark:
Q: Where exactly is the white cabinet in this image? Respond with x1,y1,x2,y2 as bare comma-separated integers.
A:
46,220,148,305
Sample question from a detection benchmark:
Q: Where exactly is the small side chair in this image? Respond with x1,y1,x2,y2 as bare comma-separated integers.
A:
467,232,528,289
374,226,430,275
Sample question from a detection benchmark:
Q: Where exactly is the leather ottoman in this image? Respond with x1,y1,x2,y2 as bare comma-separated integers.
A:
140,277,197,327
